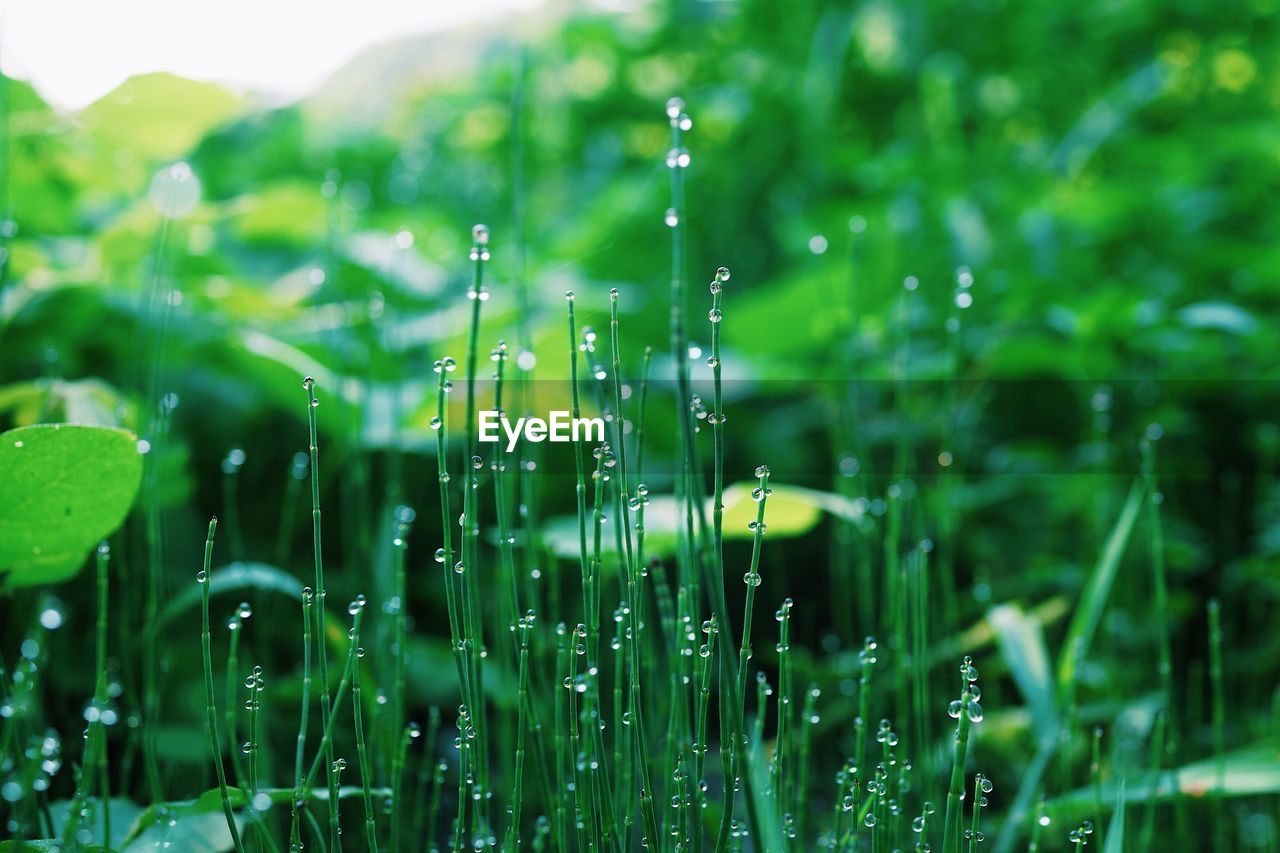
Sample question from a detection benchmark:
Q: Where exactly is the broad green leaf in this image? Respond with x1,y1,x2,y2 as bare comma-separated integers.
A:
1046,746,1280,821
543,483,837,560
720,482,824,536
0,842,103,852
1056,479,1145,691
81,73,243,161
988,603,1058,740
119,785,388,851
48,796,146,850
154,562,305,630
0,424,144,591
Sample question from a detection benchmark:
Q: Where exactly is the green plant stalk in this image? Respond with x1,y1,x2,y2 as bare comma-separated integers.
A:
60,542,113,848
349,607,379,853
1137,710,1166,852
554,624,570,848
227,614,246,787
391,516,411,852
693,614,717,851
290,587,314,853
752,674,768,766
612,602,629,837
454,707,469,853
774,601,793,835
942,683,976,853
567,625,590,850
797,684,818,846
492,342,521,649
854,638,875,845
1208,598,1225,851
1141,439,1174,741
967,774,984,853
507,617,532,851
247,665,262,853
1091,727,1104,850
724,468,771,851
608,291,660,849
588,446,619,843
200,518,247,853
463,231,490,814
912,547,930,779
303,376,341,849
567,294,617,849
665,99,697,614
707,267,749,852
434,359,472,709
424,707,445,847
303,632,359,792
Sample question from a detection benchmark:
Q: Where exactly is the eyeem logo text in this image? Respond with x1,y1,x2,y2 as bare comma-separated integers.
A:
479,410,605,452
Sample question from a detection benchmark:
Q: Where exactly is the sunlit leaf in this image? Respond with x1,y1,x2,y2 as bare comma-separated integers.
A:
0,424,143,590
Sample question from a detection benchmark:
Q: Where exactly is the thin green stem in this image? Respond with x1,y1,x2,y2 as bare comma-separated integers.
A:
302,376,340,851
199,518,246,853
350,604,378,853
290,587,315,852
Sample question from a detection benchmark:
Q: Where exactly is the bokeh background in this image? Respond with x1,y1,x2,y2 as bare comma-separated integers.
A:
2,0,1279,848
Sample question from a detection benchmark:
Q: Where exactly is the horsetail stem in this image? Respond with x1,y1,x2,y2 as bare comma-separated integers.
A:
290,586,315,852
1208,597,1225,850
227,602,249,788
59,542,113,848
348,599,378,853
707,265,750,853
797,684,819,846
424,707,445,848
199,517,246,853
391,506,414,853
302,615,360,792
726,464,771,849
507,612,533,850
245,663,264,850
693,612,717,849
608,287,661,848
774,597,793,832
462,224,490,816
965,773,992,852
432,354,470,703
1137,709,1166,852
302,375,340,849
942,657,983,853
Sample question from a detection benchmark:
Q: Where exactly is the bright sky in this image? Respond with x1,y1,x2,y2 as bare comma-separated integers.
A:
0,0,544,109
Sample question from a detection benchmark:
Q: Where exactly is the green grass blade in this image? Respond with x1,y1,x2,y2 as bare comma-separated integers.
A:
1056,479,1146,692
1102,781,1125,853
988,603,1058,739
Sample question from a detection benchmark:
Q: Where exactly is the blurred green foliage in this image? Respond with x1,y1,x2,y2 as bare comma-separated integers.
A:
2,0,1280,846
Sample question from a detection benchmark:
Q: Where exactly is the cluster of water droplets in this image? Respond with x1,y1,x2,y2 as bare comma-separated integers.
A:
947,656,985,723
1068,819,1095,846
468,223,492,292
241,665,265,754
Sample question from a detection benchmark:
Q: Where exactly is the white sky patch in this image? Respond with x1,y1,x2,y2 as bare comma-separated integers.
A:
0,0,543,109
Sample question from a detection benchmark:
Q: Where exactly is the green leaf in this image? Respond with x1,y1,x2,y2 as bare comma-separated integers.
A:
0,424,144,591
1046,746,1280,820
1056,479,1145,691
48,795,146,850
0,842,104,852
154,562,305,631
987,603,1058,740
1103,781,1126,853
542,483,833,560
